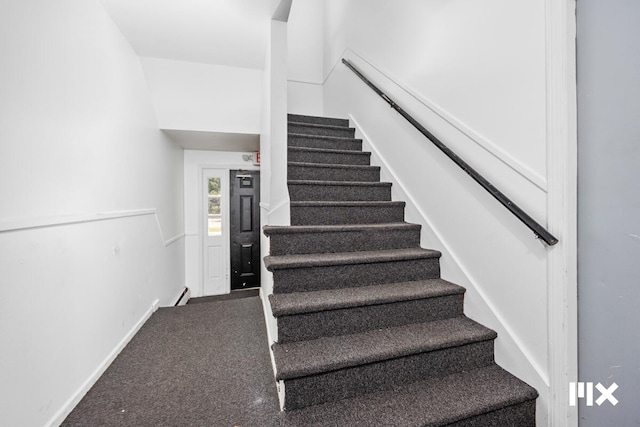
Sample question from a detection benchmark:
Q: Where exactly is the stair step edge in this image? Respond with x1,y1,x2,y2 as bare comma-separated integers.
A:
264,248,440,271
274,316,497,380
288,132,361,143
289,122,355,132
263,222,419,236
282,365,538,425
290,200,404,207
288,180,391,187
288,162,380,170
287,114,349,127
269,279,465,316
289,146,370,155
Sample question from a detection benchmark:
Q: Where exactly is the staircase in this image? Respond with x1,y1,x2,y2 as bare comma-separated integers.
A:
263,114,538,426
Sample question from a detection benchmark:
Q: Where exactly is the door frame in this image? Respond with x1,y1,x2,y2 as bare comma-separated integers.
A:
229,169,261,290
197,164,260,297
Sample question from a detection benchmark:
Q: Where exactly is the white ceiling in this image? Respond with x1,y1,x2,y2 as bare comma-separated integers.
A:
99,0,272,69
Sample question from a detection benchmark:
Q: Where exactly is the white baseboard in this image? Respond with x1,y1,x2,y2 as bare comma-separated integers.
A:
258,285,284,410
46,302,155,427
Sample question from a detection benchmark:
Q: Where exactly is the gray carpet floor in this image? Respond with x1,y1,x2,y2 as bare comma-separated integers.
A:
62,295,283,427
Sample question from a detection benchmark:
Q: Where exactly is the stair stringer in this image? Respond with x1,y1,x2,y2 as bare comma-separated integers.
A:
350,114,550,427
258,232,286,409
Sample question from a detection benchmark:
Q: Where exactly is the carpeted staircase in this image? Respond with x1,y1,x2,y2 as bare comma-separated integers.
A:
263,114,538,426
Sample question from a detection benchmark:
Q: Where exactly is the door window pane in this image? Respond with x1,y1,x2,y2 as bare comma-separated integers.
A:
208,177,222,236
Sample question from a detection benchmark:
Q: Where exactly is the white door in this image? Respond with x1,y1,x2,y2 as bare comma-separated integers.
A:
202,169,229,296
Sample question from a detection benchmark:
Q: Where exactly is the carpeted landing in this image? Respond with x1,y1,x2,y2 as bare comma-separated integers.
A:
62,295,283,427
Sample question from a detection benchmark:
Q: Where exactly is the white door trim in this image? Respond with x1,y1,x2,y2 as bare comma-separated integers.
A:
201,168,230,296
545,0,578,426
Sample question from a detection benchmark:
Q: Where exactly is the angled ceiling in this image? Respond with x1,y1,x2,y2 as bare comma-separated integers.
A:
99,0,272,69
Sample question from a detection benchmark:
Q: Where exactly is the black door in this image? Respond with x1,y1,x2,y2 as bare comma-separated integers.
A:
229,170,261,290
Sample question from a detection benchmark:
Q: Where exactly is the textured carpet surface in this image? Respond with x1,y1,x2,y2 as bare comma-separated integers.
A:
264,222,421,255
288,133,363,150
287,161,381,182
288,180,392,202
62,296,283,427
265,247,440,270
288,113,349,127
187,288,259,304
288,146,371,165
273,316,496,380
270,279,463,316
288,122,356,138
282,365,538,427
290,200,406,225
271,256,441,294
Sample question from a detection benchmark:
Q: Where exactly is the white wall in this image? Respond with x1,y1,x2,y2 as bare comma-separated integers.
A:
324,0,547,178
183,150,259,298
286,0,324,115
0,1,184,426
141,57,263,134
322,1,552,424
287,80,323,117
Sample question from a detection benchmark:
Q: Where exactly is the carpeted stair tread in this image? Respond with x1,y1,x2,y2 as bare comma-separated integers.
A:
263,222,418,236
290,200,407,225
288,180,393,201
290,200,404,207
264,247,440,271
288,133,363,151
282,364,538,426
288,121,356,133
288,146,371,156
289,146,362,155
288,180,391,188
288,162,381,182
270,279,464,317
273,316,496,380
288,161,379,171
289,146,371,166
264,222,422,255
288,133,361,143
288,113,349,127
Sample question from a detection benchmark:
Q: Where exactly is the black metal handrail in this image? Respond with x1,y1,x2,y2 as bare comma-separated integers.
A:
342,58,558,246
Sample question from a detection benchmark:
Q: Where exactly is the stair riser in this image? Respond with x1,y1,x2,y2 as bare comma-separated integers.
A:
447,401,536,427
268,227,421,255
276,294,464,343
291,204,405,225
272,258,440,293
289,149,371,166
289,123,355,138
288,114,349,127
288,164,380,182
288,184,391,202
288,135,362,151
283,340,495,410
